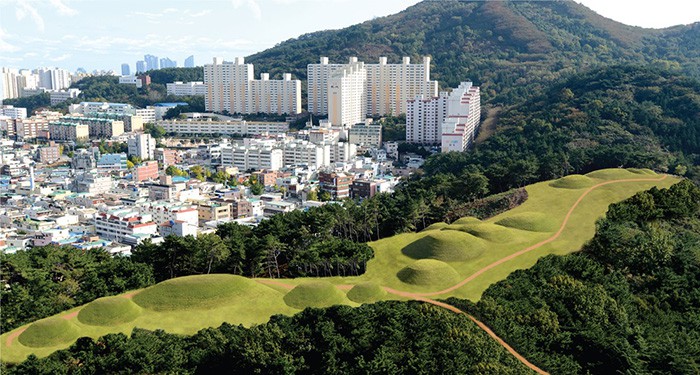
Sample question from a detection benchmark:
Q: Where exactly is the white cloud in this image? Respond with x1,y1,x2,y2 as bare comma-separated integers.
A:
50,53,71,62
48,0,77,16
15,0,45,32
0,28,20,53
231,0,262,20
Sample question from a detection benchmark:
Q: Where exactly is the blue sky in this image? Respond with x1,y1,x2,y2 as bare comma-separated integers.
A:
0,0,698,72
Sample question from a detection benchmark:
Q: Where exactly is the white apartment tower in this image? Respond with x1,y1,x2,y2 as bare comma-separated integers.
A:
406,92,449,144
307,56,438,117
328,59,367,126
441,82,481,152
128,133,156,160
204,57,254,114
249,73,301,115
366,56,438,116
204,57,301,115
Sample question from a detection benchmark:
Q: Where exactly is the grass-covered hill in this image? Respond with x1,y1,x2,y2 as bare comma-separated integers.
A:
247,0,700,103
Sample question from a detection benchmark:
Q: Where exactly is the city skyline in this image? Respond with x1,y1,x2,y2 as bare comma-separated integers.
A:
1,0,699,72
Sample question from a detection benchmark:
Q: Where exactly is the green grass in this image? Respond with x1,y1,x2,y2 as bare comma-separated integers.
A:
283,281,350,309
346,282,387,304
457,223,516,243
402,231,485,261
422,222,449,231
626,168,656,175
397,259,461,287
78,296,142,326
549,174,594,189
452,217,482,225
133,274,263,311
1,168,679,362
18,318,80,348
495,212,559,232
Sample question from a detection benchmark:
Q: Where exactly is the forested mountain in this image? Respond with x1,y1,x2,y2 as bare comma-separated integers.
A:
247,0,699,104
423,65,700,191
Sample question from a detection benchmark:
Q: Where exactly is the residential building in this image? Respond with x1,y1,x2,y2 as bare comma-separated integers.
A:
406,91,449,144
159,57,176,69
60,115,124,138
133,161,159,182
203,57,301,115
204,57,253,113
198,202,231,224
184,55,195,68
365,56,438,116
73,172,113,194
38,143,61,164
135,108,156,123
233,199,252,218
71,149,97,169
154,148,181,167
350,179,377,199
95,208,158,244
307,56,350,115
97,153,128,170
35,67,71,90
48,122,89,142
69,102,135,115
440,82,481,152
128,133,155,160
0,105,27,119
222,145,284,171
119,75,143,88
328,58,367,126
158,118,289,136
166,81,207,96
49,88,81,105
348,120,382,147
159,220,197,237
248,73,301,115
144,54,159,71
121,63,130,76
318,171,353,200
136,61,146,73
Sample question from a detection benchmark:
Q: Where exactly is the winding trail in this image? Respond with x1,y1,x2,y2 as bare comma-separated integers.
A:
390,174,668,297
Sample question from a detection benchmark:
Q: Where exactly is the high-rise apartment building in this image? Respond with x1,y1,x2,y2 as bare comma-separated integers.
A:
307,56,437,118
249,73,301,115
184,55,195,68
204,57,301,115
328,59,367,126
160,57,176,69
365,56,437,116
204,57,253,114
35,67,71,90
121,63,131,76
144,54,159,71
136,61,146,73
166,81,207,96
405,81,481,152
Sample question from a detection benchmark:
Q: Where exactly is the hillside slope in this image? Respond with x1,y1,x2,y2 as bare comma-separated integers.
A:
247,0,699,104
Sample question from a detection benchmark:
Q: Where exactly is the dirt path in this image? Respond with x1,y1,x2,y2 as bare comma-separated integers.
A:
61,311,79,320
415,297,549,375
5,327,27,348
394,174,668,297
475,106,502,145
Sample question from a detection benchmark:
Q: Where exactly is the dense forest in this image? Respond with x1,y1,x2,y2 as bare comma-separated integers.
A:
4,181,697,373
423,65,700,192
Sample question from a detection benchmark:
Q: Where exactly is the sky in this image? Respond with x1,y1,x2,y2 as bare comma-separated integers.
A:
0,0,698,72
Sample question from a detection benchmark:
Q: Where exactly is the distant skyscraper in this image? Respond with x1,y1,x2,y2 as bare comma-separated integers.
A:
184,55,195,68
144,54,159,71
121,63,130,76
136,61,146,73
159,57,176,69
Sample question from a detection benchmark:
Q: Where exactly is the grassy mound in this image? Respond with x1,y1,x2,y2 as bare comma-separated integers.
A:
402,231,485,261
452,217,482,225
627,168,656,175
585,169,636,180
346,282,387,304
496,212,559,232
549,174,594,189
461,223,516,243
422,222,448,231
18,317,80,348
397,259,461,287
283,281,348,309
133,274,266,311
78,296,142,326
